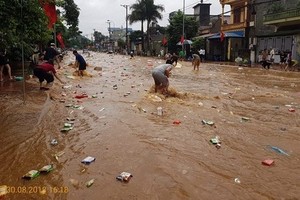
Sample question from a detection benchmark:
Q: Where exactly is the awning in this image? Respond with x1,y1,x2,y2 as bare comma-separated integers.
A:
208,31,244,39
193,33,215,40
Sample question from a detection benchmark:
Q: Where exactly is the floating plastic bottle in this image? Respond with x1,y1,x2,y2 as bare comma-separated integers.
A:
269,146,289,156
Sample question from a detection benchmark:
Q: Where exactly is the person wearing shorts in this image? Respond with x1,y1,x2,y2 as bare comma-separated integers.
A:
152,64,174,94
192,54,200,70
0,50,13,81
33,60,64,90
73,50,87,77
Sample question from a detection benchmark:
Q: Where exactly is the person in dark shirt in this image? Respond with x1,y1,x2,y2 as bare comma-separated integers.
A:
73,50,87,77
0,50,13,81
43,43,61,69
33,59,64,90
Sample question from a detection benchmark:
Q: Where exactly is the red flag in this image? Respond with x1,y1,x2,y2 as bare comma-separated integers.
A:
57,33,65,49
43,3,57,29
180,35,184,44
162,36,167,46
220,31,225,42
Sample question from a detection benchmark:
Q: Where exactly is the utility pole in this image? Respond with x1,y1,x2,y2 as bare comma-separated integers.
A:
182,0,185,51
107,20,112,52
121,4,129,54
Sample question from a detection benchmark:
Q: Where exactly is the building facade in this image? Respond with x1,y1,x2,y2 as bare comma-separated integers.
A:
215,0,251,61
251,0,300,63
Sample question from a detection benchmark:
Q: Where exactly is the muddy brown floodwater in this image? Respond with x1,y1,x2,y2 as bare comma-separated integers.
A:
0,52,299,200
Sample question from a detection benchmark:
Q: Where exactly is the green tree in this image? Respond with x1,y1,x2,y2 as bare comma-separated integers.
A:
166,10,199,53
144,0,164,53
0,0,51,61
128,0,146,52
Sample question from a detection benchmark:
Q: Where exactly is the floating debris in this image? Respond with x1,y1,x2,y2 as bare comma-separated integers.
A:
262,159,274,166
173,120,181,125
50,139,58,146
116,172,133,182
86,179,95,188
202,120,214,126
39,164,54,173
22,170,40,180
234,178,241,184
81,156,96,165
269,146,289,156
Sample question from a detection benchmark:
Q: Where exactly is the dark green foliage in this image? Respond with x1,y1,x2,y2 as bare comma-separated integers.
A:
166,10,199,53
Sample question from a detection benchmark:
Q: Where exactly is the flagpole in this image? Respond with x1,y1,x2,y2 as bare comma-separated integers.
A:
21,0,26,104
54,23,57,47
182,0,185,51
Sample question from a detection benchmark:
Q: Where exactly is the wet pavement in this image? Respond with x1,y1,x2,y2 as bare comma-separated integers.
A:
0,52,300,200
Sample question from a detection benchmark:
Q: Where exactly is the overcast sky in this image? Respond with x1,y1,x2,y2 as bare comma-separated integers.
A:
73,0,226,38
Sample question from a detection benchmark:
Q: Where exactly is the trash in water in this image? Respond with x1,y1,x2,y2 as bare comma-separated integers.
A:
54,151,65,161
67,117,75,121
86,179,95,187
269,146,289,156
73,105,84,110
210,136,221,145
288,108,295,112
0,185,8,197
64,123,73,127
75,94,88,99
173,120,181,125
39,164,54,173
262,159,274,166
22,170,40,180
234,178,241,184
157,107,163,116
15,76,24,81
241,117,250,122
61,127,73,132
81,156,96,164
202,120,214,126
50,139,58,146
63,85,72,89
116,172,133,182
70,179,79,188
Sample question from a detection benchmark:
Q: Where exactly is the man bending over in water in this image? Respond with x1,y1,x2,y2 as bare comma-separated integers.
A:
152,63,174,95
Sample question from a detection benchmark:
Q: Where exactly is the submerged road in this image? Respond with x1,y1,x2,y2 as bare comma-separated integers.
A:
0,52,299,200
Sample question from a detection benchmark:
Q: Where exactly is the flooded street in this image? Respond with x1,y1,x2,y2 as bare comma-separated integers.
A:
0,52,300,200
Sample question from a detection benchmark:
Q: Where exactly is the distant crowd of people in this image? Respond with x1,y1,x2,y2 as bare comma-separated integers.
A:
260,48,298,71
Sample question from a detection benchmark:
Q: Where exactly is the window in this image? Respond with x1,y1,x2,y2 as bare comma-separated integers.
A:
233,7,241,23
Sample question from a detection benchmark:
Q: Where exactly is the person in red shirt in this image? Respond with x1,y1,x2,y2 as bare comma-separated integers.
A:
33,59,64,90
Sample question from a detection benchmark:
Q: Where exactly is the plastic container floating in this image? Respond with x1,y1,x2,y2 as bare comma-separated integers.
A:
39,164,54,173
22,170,40,180
157,107,163,116
81,156,96,164
0,185,8,198
50,139,58,146
116,172,133,182
173,120,181,125
15,76,24,81
262,159,274,166
202,120,214,126
86,179,95,187
234,178,241,184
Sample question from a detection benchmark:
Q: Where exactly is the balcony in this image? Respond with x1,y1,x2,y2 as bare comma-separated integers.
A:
220,0,247,5
264,8,300,26
221,22,247,31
